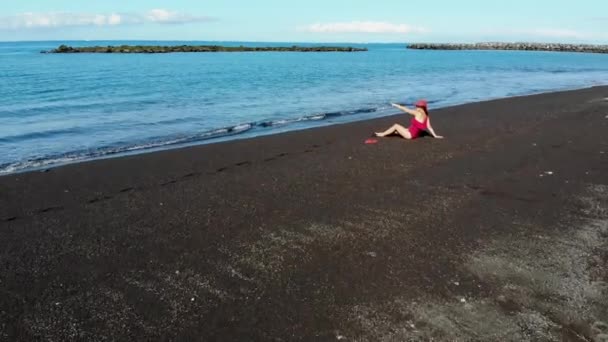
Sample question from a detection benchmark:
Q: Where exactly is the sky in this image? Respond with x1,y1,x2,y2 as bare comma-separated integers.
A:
0,0,607,43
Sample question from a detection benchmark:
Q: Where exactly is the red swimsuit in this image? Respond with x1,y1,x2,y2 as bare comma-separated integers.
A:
408,116,428,139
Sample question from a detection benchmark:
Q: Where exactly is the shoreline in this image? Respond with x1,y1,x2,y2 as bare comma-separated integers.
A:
2,84,605,176
1,86,608,340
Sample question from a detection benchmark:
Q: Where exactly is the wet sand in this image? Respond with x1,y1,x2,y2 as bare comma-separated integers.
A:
1,87,608,341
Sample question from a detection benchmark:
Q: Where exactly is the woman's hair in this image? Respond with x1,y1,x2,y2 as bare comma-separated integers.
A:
415,99,429,115
416,105,429,115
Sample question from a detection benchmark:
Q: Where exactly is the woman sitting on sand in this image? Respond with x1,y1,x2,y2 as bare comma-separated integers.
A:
375,100,444,140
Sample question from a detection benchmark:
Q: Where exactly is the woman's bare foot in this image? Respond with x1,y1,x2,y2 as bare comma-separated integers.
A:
375,132,384,137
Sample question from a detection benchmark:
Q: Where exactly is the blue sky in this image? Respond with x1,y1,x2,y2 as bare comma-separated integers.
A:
1,0,607,43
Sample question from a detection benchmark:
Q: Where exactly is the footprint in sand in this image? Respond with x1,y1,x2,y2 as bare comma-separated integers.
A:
161,180,178,186
38,206,64,213
88,195,113,203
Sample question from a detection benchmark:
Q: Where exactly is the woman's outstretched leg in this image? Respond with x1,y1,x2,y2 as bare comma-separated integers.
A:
375,124,412,139
394,125,412,139
376,124,401,137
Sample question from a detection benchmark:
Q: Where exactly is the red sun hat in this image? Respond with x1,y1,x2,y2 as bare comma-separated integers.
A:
415,99,428,108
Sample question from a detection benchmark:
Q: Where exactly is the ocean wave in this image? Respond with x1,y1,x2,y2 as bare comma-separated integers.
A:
258,107,377,127
0,126,84,143
0,106,380,174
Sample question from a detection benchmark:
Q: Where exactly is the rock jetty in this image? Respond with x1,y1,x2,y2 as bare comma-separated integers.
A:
45,44,368,54
408,42,608,54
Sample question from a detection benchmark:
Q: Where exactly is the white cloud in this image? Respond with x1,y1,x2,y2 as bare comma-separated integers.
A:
304,21,428,34
146,9,211,24
0,12,125,29
0,9,213,30
108,13,122,26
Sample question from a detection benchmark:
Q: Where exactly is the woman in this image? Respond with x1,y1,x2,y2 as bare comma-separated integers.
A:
375,100,443,140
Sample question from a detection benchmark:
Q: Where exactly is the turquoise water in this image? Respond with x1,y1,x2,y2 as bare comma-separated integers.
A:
1,41,607,174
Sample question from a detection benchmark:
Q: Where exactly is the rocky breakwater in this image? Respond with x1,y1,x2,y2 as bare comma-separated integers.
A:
45,44,368,54
408,42,608,54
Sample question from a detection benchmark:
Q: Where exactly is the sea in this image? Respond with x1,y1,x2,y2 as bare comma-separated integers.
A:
1,41,607,174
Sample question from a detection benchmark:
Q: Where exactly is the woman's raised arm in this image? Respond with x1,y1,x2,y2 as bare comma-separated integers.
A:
391,103,419,116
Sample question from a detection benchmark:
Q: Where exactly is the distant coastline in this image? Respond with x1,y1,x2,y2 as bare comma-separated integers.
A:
408,42,608,54
44,44,368,54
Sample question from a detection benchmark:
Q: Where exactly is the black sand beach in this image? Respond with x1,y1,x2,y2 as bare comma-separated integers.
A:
1,87,608,341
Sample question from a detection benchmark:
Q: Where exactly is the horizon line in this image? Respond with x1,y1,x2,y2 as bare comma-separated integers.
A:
2,39,406,44
2,39,606,45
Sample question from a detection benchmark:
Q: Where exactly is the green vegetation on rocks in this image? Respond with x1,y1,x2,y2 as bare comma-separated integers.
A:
45,44,368,54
